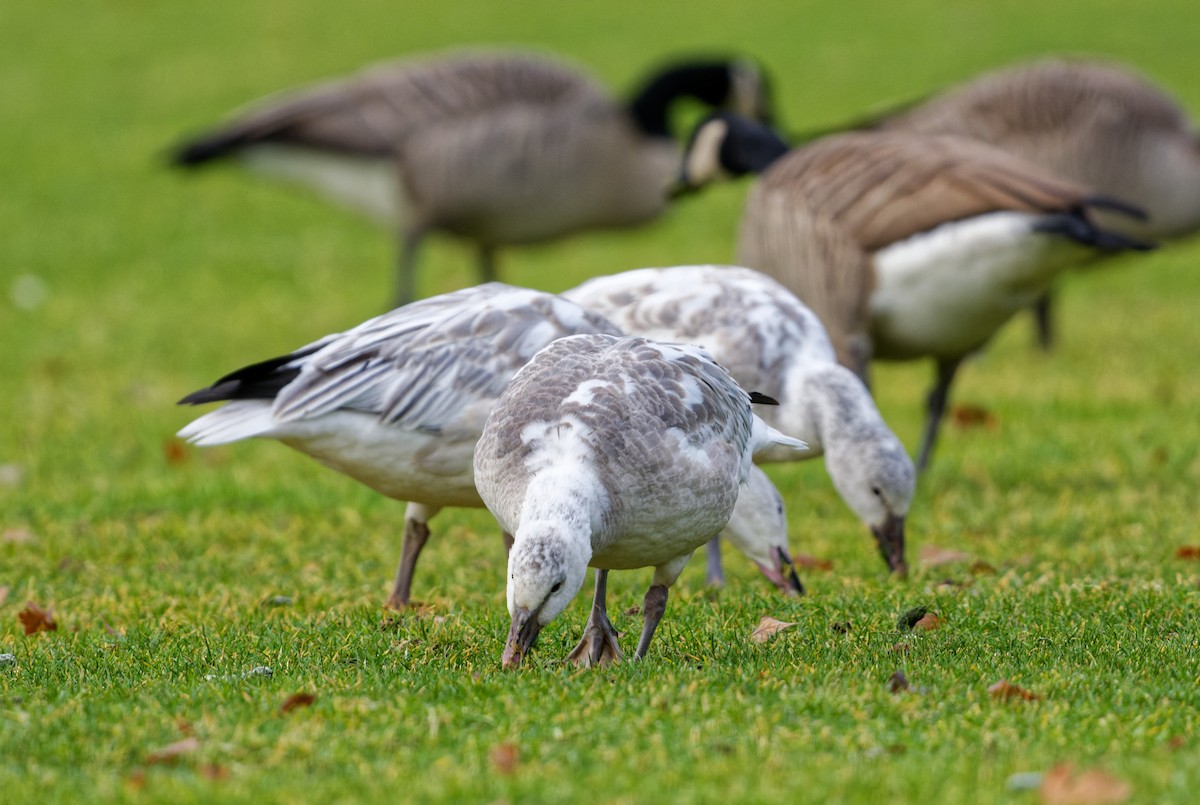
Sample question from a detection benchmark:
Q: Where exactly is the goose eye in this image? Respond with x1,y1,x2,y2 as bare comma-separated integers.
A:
551,581,563,593
871,486,882,497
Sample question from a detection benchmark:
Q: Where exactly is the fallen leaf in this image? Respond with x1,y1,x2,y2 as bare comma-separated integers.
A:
969,560,998,575
897,606,929,630
623,605,641,617
199,764,229,781
490,742,519,775
914,612,942,631
750,615,797,644
950,403,998,429
988,679,1039,702
919,545,971,567
887,670,910,693
281,692,316,713
1040,763,1130,805
1175,546,1200,560
146,736,200,765
794,554,834,571
126,770,147,791
2,528,36,545
18,602,57,635
0,586,9,606
162,438,189,466
889,642,910,654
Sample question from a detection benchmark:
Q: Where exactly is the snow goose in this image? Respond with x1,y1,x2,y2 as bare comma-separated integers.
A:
171,50,772,305
473,334,806,668
675,113,1156,470
565,265,914,575
177,283,800,607
843,58,1200,347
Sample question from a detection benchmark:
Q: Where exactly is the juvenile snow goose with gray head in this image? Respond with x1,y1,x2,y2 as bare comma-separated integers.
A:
177,283,801,607
172,50,773,305
675,113,1155,471
851,58,1200,347
565,265,915,576
473,334,806,669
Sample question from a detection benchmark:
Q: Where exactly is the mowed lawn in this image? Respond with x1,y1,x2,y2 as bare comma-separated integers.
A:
3,1,1199,802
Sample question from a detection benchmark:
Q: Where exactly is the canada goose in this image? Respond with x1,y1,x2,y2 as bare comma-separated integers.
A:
171,50,773,305
177,283,802,608
676,113,1155,471
473,335,805,668
838,59,1200,346
565,265,915,575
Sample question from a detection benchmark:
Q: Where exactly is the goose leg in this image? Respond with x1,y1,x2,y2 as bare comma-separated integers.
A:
1031,292,1055,351
634,584,669,660
478,244,498,284
385,502,438,609
567,569,622,667
916,357,962,473
705,537,725,587
394,228,425,308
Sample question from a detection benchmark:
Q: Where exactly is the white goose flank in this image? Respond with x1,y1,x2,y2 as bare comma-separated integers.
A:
473,334,806,669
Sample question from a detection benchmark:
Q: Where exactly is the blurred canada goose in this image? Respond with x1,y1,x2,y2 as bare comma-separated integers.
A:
676,113,1156,470
176,282,801,608
829,59,1200,347
473,334,805,668
565,265,915,575
172,50,773,305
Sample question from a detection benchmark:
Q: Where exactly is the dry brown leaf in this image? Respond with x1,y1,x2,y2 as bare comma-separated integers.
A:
919,545,971,567
914,612,942,631
794,554,833,571
1175,546,1200,560
162,438,189,466
1040,763,1131,805
969,560,998,575
0,586,9,607
2,528,36,545
887,670,910,693
18,602,57,635
199,764,229,781
623,605,641,617
125,770,147,791
750,616,797,644
145,736,200,765
889,642,910,654
988,679,1039,702
490,742,519,775
950,403,998,429
281,692,316,713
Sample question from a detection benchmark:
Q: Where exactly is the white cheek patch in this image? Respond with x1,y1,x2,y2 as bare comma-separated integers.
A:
685,119,729,186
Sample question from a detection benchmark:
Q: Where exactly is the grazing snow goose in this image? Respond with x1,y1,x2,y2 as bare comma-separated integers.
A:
177,283,801,606
846,58,1200,347
474,334,806,669
171,50,773,305
675,113,1155,471
565,264,915,575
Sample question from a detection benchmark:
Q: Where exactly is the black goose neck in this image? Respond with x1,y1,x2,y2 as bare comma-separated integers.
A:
627,62,732,138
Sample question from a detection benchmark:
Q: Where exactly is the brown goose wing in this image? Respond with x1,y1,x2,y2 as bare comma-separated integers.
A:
757,131,1094,251
174,51,606,162
737,192,875,378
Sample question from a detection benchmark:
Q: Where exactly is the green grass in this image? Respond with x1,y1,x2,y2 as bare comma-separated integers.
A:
4,0,1200,802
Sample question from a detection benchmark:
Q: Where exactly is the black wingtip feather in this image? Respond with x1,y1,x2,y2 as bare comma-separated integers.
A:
177,347,320,406
1081,194,1150,222
171,131,246,167
749,391,780,406
1034,211,1157,253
